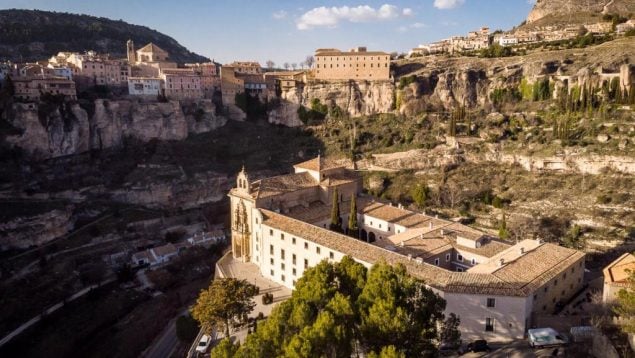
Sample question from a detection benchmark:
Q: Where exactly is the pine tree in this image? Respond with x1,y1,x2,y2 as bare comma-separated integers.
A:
498,213,509,240
330,188,341,232
347,195,359,239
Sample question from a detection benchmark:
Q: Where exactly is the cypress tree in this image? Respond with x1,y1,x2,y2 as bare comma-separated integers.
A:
330,188,341,232
347,195,359,239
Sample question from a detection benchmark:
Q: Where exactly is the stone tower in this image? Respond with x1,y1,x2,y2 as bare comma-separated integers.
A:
127,40,136,64
231,167,252,262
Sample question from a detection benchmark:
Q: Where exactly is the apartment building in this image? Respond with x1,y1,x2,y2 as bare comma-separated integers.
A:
161,68,204,100
13,76,77,101
228,157,586,342
227,61,262,75
127,77,162,96
185,62,221,98
314,47,390,81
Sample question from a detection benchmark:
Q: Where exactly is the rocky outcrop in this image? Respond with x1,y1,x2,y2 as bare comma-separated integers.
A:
526,0,635,24
269,80,395,126
0,206,74,250
4,98,226,160
110,171,228,209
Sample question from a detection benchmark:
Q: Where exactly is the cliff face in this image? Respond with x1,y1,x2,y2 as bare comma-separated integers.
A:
394,38,635,115
269,80,395,127
4,99,226,160
0,207,74,250
526,0,635,24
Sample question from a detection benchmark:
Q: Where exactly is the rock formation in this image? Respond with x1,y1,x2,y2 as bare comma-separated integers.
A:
4,98,226,160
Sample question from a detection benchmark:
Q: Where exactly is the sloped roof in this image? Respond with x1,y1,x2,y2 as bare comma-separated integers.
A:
137,43,168,55
603,253,635,286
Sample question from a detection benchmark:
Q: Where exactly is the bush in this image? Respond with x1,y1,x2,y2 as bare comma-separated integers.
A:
261,292,274,305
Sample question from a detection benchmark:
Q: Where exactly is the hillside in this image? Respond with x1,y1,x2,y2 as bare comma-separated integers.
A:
524,0,635,28
0,9,209,63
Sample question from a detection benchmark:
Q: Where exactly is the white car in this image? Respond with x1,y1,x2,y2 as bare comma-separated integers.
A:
196,334,212,353
528,328,568,348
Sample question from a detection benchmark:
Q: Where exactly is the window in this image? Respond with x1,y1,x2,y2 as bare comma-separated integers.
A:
487,298,496,308
446,254,451,262
457,254,463,262
456,267,464,272
281,249,285,260
270,258,274,265
471,258,476,265
256,244,259,251
292,237,296,244
533,294,537,301
292,254,297,265
270,245,274,255
281,234,285,241
270,269,274,276
269,229,273,236
434,258,440,266
304,242,309,249
329,252,334,259
485,318,494,332
544,287,549,293
281,274,285,282
316,247,321,254
292,268,297,276
304,259,308,269
554,279,558,286
281,263,285,270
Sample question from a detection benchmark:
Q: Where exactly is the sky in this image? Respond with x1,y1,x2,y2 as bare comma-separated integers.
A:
0,0,536,65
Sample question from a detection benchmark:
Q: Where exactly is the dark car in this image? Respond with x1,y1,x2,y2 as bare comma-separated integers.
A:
439,342,459,356
459,340,491,355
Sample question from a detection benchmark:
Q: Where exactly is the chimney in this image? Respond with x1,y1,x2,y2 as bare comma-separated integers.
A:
519,247,525,255
408,254,412,261
440,229,445,236
399,241,405,247
429,222,433,229
498,258,505,267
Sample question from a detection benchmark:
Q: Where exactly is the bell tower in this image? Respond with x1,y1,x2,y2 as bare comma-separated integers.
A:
127,39,136,64
230,166,253,262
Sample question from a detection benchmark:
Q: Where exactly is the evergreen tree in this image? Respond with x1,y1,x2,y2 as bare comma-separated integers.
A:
330,188,341,232
614,268,635,334
347,195,359,238
440,313,462,348
498,213,509,240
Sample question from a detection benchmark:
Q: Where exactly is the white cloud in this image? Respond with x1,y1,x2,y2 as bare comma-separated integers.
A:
296,4,409,30
272,10,288,20
433,0,465,10
397,22,427,32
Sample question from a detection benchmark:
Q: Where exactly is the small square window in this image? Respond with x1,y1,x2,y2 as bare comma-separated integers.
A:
281,274,285,282
292,237,296,244
434,258,440,266
316,247,321,254
487,298,496,308
281,234,285,241
270,229,273,236
270,269,274,276
292,268,297,276
304,242,309,249
446,254,450,262
304,259,308,269
329,252,334,259
270,258,274,265
457,254,463,262
281,263,285,270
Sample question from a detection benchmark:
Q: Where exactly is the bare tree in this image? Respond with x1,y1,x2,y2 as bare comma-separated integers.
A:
283,62,290,70
266,60,275,69
291,63,297,70
305,55,315,68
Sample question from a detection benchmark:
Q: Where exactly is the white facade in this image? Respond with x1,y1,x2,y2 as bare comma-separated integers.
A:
499,37,519,46
128,77,162,96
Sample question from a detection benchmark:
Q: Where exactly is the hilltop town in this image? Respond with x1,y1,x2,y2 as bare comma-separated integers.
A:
1,3,635,358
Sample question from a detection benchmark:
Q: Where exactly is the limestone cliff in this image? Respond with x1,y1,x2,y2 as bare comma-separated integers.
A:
394,38,635,115
526,0,635,24
269,80,395,127
4,98,226,160
0,206,74,250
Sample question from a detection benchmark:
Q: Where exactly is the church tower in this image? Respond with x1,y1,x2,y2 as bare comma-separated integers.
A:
126,40,136,64
230,166,253,262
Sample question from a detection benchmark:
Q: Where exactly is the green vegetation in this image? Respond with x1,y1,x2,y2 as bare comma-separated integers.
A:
330,188,341,232
410,184,429,209
176,314,200,342
347,195,359,238
297,98,329,125
479,43,514,58
191,278,259,337
0,9,208,63
219,258,447,357
614,268,635,333
397,75,417,90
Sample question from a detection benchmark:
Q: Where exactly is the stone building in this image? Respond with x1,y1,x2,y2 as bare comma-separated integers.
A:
13,76,77,101
185,62,221,98
128,41,177,77
602,253,635,303
49,51,130,88
314,47,390,81
127,77,162,96
227,61,262,75
161,68,204,100
228,157,586,342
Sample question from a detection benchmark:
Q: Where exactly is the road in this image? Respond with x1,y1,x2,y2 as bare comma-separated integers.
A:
142,308,189,358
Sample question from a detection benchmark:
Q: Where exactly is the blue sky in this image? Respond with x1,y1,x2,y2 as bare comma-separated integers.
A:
1,0,535,65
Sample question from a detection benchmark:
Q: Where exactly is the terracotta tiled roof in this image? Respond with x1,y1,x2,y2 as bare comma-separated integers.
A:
260,209,585,297
603,253,635,285
152,243,178,257
293,156,349,172
451,238,511,258
137,43,168,55
316,51,389,57
253,172,318,199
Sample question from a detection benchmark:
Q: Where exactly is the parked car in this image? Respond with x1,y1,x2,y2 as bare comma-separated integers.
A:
528,328,568,348
195,334,211,354
458,340,491,355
